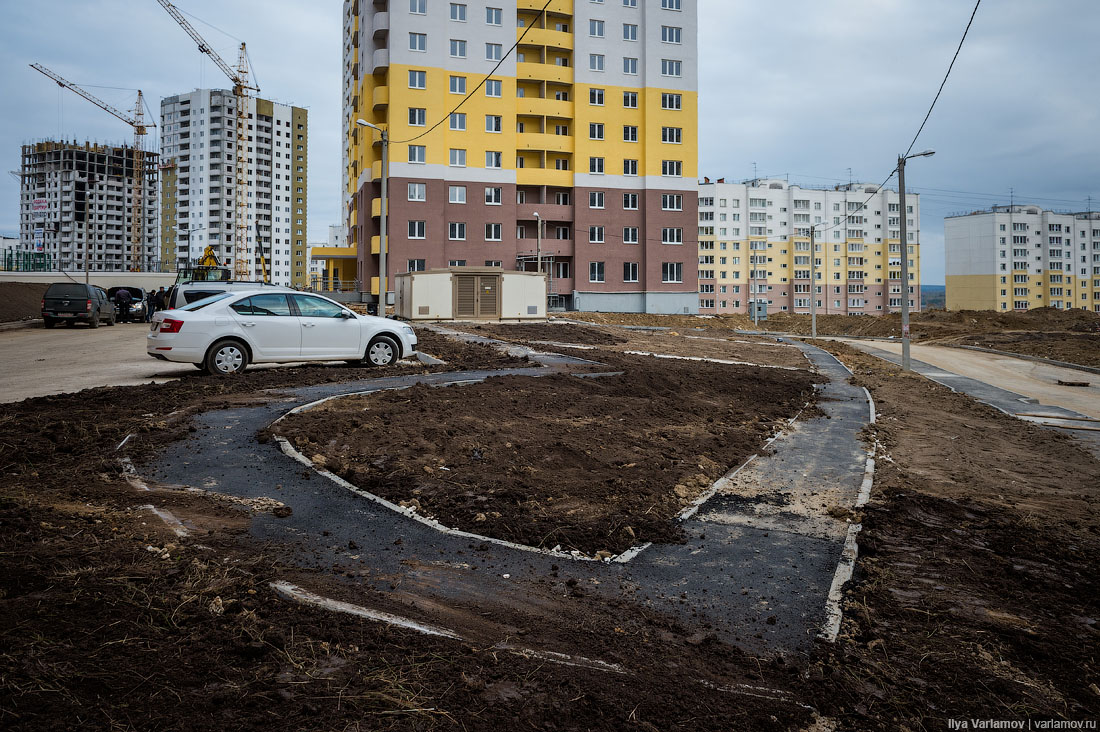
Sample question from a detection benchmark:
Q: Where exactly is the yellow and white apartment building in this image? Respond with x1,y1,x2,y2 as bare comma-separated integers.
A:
697,179,922,316
343,0,699,312
946,205,1100,312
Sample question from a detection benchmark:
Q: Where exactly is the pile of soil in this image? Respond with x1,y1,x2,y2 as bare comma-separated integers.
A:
457,321,628,345
954,331,1100,368
0,281,49,322
807,341,1100,728
270,355,816,555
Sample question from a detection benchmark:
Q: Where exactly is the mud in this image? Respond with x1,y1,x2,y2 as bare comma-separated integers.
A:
0,281,49,322
270,354,817,555
953,331,1100,368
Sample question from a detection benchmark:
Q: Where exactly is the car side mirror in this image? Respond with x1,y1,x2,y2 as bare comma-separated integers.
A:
340,311,355,319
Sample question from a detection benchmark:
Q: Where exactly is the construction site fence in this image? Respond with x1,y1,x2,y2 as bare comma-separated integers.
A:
1,251,175,273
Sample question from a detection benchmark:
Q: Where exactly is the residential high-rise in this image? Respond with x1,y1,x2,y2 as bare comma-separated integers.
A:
344,0,699,313
160,89,309,287
696,179,922,316
17,140,158,271
945,205,1100,312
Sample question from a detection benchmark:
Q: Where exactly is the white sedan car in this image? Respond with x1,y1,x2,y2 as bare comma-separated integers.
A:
147,289,417,374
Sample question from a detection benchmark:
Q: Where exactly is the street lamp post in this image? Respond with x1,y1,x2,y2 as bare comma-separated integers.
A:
357,119,389,311
810,224,817,338
897,149,934,371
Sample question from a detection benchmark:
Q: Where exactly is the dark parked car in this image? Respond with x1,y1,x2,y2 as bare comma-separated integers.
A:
41,282,116,328
107,286,147,322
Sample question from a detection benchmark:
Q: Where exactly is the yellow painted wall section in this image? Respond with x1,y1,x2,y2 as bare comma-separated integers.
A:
946,274,997,311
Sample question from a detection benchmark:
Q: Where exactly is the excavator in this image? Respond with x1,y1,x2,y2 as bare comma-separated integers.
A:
172,245,232,286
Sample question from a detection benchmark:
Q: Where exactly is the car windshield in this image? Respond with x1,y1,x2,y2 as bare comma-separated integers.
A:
178,293,234,311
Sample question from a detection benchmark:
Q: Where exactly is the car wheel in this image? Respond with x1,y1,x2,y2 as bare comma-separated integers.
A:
203,339,250,375
89,314,100,329
365,335,399,367
43,318,56,329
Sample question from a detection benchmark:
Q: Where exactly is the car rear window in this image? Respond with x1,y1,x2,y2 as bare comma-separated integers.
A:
182,289,225,304
179,293,233,311
45,284,87,298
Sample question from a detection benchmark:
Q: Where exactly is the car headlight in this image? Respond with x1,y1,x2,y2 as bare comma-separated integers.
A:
401,325,415,336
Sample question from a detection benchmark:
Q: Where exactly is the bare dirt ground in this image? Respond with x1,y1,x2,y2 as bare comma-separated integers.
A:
949,331,1100,368
269,355,816,556
0,281,49,322
2,322,1099,730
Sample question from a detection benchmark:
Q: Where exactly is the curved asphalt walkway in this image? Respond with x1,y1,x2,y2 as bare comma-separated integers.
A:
144,338,870,653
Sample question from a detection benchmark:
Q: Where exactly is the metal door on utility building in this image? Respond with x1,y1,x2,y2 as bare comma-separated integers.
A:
453,274,500,318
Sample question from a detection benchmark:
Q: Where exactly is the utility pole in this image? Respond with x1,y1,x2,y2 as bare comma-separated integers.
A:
810,225,817,338
897,149,935,371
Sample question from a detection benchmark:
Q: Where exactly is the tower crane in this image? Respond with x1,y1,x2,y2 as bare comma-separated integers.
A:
155,0,258,280
30,63,154,271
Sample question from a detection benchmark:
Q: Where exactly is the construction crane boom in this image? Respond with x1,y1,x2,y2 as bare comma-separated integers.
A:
155,0,258,281
31,63,153,271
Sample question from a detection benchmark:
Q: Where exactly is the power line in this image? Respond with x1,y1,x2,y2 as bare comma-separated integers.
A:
391,0,553,146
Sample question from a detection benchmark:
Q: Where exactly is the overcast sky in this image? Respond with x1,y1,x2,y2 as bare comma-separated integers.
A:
2,0,1097,284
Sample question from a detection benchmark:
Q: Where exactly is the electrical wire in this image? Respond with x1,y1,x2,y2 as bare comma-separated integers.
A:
390,0,553,145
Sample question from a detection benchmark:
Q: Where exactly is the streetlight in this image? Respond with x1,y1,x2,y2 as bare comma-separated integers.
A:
357,118,389,311
897,148,934,371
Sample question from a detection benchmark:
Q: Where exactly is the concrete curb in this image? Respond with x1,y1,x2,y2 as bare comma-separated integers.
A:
0,319,42,332
942,343,1100,376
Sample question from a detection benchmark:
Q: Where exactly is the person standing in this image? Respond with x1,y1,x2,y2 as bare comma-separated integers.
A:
145,289,156,322
154,286,167,313
115,287,132,323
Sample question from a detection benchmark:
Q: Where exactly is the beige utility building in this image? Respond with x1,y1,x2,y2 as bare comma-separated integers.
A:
945,205,1100,312
394,267,547,320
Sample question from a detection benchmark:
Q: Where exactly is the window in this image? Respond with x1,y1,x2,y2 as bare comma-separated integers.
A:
408,221,426,239
661,194,683,211
661,160,682,177
661,126,682,144
623,227,639,245
623,262,639,282
662,262,683,282
448,112,466,130
485,187,502,205
449,185,466,203
589,226,605,243
623,0,637,6
409,107,427,126
589,88,604,105
407,259,426,272
555,191,570,205
447,260,467,268
486,260,503,267
623,159,638,175
485,79,502,97
485,223,502,241
450,39,467,58
449,148,466,166
661,0,681,9
448,222,466,240
554,157,569,170
408,70,426,89
589,54,605,71
623,193,639,209
449,75,466,94
589,261,605,282
589,19,604,37
408,182,426,201
623,91,638,108
554,261,571,279
409,33,427,52
485,151,502,168
485,115,502,132
661,93,682,110
623,23,638,40
589,156,605,173
408,145,426,163
486,43,502,60
589,123,605,140
410,0,426,12
661,26,682,43
589,191,605,209
661,59,682,77
623,57,638,74
662,228,683,244
623,125,638,142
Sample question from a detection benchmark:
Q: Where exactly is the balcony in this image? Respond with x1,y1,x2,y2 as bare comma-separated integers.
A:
516,96,573,119
519,27,573,51
372,11,388,38
370,235,381,254
372,48,389,72
371,160,383,181
516,202,573,222
517,167,573,188
371,197,383,217
518,0,571,12
516,131,574,154
372,85,389,109
517,61,572,85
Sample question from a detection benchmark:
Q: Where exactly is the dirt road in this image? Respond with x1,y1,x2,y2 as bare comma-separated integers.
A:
837,338,1100,419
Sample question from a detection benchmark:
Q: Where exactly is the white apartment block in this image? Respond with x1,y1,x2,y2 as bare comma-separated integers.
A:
945,205,1100,312
159,89,310,287
697,178,921,316
18,140,158,271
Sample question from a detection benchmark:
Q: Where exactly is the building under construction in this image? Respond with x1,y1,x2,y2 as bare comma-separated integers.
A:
18,140,159,271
